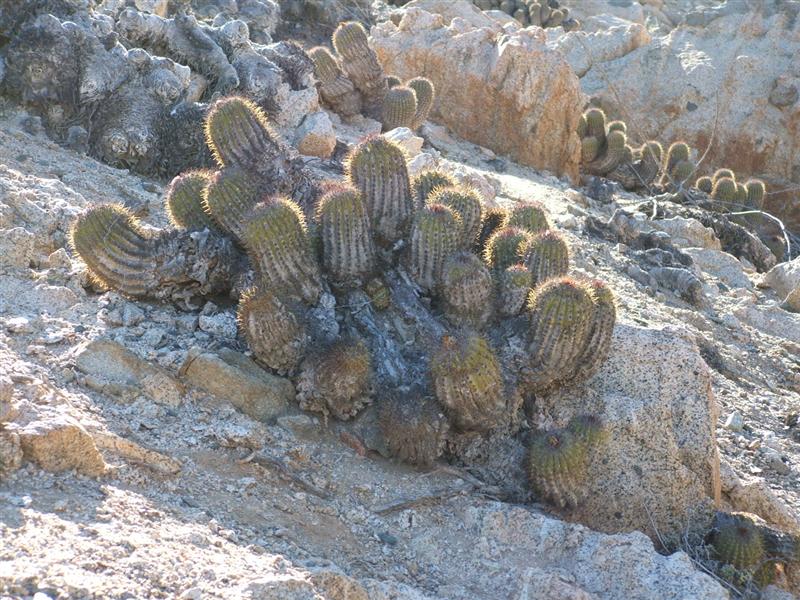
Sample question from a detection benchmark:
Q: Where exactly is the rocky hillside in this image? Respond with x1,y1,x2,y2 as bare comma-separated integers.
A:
1,1,800,599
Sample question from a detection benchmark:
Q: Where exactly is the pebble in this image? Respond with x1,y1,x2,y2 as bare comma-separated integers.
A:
723,412,743,432
5,316,32,334
762,448,791,475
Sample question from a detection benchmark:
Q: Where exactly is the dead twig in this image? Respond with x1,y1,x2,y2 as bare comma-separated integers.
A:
247,453,333,501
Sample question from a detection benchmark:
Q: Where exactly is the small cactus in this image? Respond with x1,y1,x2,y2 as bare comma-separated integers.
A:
713,168,735,183
407,76,435,130
745,179,766,209
567,414,606,448
237,288,306,375
378,393,448,467
345,135,413,246
498,264,532,317
408,204,461,292
711,512,766,571
204,166,261,242
332,21,387,119
572,280,617,382
523,277,594,394
428,186,483,248
386,75,401,88
585,129,627,176
440,251,493,328
70,204,235,302
503,200,550,234
381,85,418,132
297,339,373,420
696,176,713,194
484,226,532,275
431,333,506,432
528,426,588,509
412,169,457,210
607,120,626,133
662,142,690,180
584,107,607,140
475,206,508,255
309,46,362,117
205,95,281,170
735,182,748,204
581,136,600,163
165,170,217,232
711,176,737,206
242,197,322,304
522,230,570,287
317,184,376,286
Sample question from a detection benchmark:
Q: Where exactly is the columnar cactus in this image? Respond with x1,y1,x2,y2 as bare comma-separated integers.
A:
408,204,461,292
379,393,449,467
523,230,570,287
567,414,606,447
431,333,505,432
317,184,376,286
412,169,457,210
585,129,627,176
713,168,735,182
309,46,362,117
440,251,493,327
70,204,235,302
476,206,509,254
428,186,483,248
205,95,281,170
407,76,435,130
332,21,387,119
523,277,594,394
735,183,748,204
572,280,616,382
165,170,218,232
296,339,373,420
237,288,307,375
381,85,418,132
528,426,588,509
661,141,690,184
386,75,401,88
204,166,261,241
484,227,532,275
711,176,737,206
346,136,413,246
503,200,550,234
242,197,322,304
498,264,532,317
613,140,663,190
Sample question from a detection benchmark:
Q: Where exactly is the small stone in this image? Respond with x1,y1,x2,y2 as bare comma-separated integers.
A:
176,314,199,333
762,448,790,475
46,248,73,270
121,303,146,327
383,127,424,157
141,327,166,348
769,79,798,108
294,111,335,159
723,412,743,432
5,316,32,334
198,312,238,339
17,415,107,476
377,531,398,546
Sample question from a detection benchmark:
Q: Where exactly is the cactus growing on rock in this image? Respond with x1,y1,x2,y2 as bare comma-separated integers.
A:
484,227,532,276
431,333,505,432
528,426,588,509
412,169,457,210
503,201,550,234
440,251,493,327
498,264,532,317
70,204,236,305
296,339,373,420
309,46,362,118
408,204,461,292
429,186,483,248
522,230,570,287
317,184,376,286
407,76,435,130
381,85,418,132
711,512,766,571
165,170,218,232
332,21,387,119
379,393,449,467
346,135,413,246
237,287,307,375
242,197,322,304
572,280,617,382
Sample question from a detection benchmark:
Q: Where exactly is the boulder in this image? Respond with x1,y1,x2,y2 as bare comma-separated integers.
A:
16,412,107,476
401,0,497,28
371,8,584,181
649,216,721,250
548,21,651,77
537,324,721,544
180,348,293,422
684,247,752,289
764,257,800,303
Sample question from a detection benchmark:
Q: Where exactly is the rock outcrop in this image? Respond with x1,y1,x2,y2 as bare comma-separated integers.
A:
371,7,584,181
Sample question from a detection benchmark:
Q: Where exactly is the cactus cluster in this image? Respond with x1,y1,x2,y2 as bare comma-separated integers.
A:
578,108,630,178
70,92,617,500
310,22,435,132
700,168,766,212
470,0,580,30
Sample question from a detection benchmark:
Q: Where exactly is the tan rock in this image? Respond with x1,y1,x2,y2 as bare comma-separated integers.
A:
684,247,752,289
181,348,293,423
17,414,107,476
371,8,584,181
764,256,800,301
402,0,498,28
649,216,721,250
0,428,23,477
294,111,336,159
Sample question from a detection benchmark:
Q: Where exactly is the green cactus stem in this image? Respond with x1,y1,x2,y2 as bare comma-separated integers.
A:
504,200,550,234
528,426,588,509
317,184,376,286
484,226,532,276
407,76,435,130
309,46,362,118
711,177,737,206
345,135,413,246
523,230,570,287
711,512,766,571
696,176,713,194
713,168,735,183
408,203,461,292
440,251,493,328
378,393,448,467
165,170,218,232
663,142,690,178
70,204,235,303
237,287,307,375
381,85,418,132
498,264,532,317
735,183,748,204
581,136,601,164
428,185,483,248
745,179,766,209
205,95,281,170
584,108,607,140
567,414,606,448
431,333,506,432
332,21,387,119
572,280,617,382
242,196,322,304
203,166,261,242
386,75,401,88
296,339,373,421
475,206,509,255
577,114,588,138
585,129,627,176
607,120,626,133
412,169,457,210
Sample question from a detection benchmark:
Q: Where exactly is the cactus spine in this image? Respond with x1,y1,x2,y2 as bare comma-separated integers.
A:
237,288,306,375
346,136,413,246
408,204,461,292
381,85,418,132
243,197,322,304
504,201,550,234
429,186,483,248
523,230,570,287
205,95,281,170
412,169,457,210
379,393,448,467
484,227,532,276
696,176,713,194
712,513,766,570
431,333,505,432
528,426,588,509
203,166,261,242
165,170,217,232
572,280,616,382
332,21,387,119
711,177,737,206
297,340,373,420
407,76,435,130
476,206,509,254
309,46,362,117
317,184,376,286
498,264,532,317
440,251,493,327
